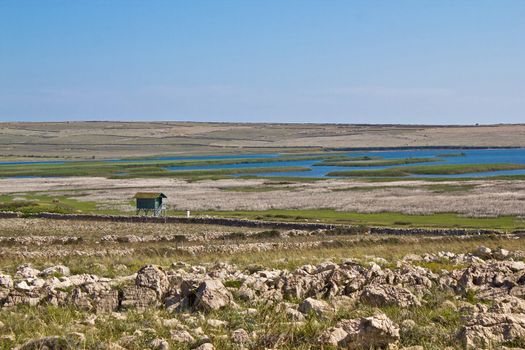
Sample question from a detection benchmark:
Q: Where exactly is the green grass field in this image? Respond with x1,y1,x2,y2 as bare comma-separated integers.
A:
0,159,312,180
176,209,524,231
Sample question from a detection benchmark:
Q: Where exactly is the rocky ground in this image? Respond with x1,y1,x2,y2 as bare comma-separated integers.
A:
2,245,525,349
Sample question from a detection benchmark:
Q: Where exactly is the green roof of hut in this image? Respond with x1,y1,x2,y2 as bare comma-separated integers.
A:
133,192,167,199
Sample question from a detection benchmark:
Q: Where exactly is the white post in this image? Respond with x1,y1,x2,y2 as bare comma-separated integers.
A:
186,210,190,218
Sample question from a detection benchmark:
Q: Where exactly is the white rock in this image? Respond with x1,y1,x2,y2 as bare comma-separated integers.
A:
40,265,71,277
15,264,40,279
0,274,13,288
170,330,194,343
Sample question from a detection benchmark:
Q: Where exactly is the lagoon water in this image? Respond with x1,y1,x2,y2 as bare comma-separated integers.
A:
2,148,525,178
166,148,525,178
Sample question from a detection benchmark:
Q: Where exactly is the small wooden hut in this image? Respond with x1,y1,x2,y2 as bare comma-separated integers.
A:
134,192,167,217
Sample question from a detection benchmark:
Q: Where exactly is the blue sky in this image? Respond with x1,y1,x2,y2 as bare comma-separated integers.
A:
0,1,524,124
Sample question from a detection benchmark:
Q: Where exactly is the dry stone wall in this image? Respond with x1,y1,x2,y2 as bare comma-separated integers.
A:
0,211,508,236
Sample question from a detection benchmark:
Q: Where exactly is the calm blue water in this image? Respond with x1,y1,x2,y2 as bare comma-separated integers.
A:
107,153,280,162
166,148,525,178
2,148,525,178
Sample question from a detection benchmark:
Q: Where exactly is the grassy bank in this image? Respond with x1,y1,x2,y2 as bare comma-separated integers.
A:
315,157,441,167
161,153,349,167
437,152,466,157
327,163,525,177
0,159,311,180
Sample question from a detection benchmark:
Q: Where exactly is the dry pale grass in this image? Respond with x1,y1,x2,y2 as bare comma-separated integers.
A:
0,218,259,238
1,122,525,159
1,176,524,217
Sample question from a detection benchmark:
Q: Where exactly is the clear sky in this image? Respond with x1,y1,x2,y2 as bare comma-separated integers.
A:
1,1,524,124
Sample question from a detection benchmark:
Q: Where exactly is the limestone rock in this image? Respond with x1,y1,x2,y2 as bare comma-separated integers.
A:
121,285,159,309
40,265,71,277
70,285,119,313
136,265,169,298
352,313,399,349
458,260,525,294
494,248,510,260
0,274,13,288
320,313,400,349
231,328,250,344
150,338,170,350
459,313,525,349
318,327,348,347
170,330,195,344
298,297,334,318
194,279,233,311
474,246,493,259
15,264,40,279
360,284,421,307
193,343,215,350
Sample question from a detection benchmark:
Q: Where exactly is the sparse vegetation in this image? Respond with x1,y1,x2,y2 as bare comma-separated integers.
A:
0,217,523,349
327,163,525,177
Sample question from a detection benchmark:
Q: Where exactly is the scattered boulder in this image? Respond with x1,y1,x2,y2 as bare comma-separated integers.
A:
40,265,70,277
298,297,334,318
319,313,400,349
494,248,510,260
474,246,492,259
193,343,215,350
150,338,169,350
170,330,195,344
458,260,525,294
136,265,169,298
346,313,400,349
360,284,421,307
15,264,40,279
121,285,159,310
318,326,348,347
69,284,119,313
231,328,250,344
0,274,14,288
193,279,233,312
459,313,525,349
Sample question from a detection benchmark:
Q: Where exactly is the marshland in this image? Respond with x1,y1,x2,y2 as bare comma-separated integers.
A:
3,0,525,346
0,122,525,349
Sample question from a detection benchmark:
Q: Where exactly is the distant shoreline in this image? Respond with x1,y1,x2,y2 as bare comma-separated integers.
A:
2,120,525,127
325,145,525,151
2,122,525,159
